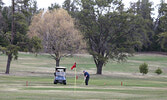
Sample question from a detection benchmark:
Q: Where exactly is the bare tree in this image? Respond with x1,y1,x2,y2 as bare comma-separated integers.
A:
28,8,84,66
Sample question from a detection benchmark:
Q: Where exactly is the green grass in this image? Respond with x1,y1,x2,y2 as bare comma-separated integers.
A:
128,55,167,62
0,52,167,100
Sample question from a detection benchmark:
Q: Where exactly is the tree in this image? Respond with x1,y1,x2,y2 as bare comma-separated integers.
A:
0,12,4,34
5,0,15,74
129,0,154,51
0,0,5,48
0,0,4,33
48,3,60,10
139,63,148,75
155,67,163,75
62,0,78,17
158,32,167,51
27,36,42,55
76,0,142,74
28,9,84,66
0,0,39,74
155,0,167,51
14,0,38,25
154,0,167,32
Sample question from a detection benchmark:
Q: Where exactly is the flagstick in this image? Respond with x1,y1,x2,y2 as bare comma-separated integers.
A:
74,67,77,94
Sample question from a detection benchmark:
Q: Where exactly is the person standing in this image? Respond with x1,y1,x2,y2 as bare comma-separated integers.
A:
83,70,90,85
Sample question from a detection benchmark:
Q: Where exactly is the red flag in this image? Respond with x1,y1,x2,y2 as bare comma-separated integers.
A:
71,62,76,70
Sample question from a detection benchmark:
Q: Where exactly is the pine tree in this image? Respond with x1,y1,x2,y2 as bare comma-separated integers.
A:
48,3,60,10
62,0,79,18
0,0,40,74
128,0,154,51
156,0,167,51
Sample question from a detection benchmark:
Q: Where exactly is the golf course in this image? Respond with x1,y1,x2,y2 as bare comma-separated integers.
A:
0,52,167,100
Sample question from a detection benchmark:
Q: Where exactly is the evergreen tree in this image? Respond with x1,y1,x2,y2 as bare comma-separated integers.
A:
48,3,60,10
156,0,167,51
0,0,4,30
62,0,79,18
0,0,40,74
129,0,154,51
156,0,167,33
0,0,5,47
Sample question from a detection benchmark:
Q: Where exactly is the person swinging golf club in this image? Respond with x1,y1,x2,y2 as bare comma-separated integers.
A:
83,70,90,85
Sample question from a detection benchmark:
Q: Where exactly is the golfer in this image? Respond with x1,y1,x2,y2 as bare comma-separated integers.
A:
83,70,90,85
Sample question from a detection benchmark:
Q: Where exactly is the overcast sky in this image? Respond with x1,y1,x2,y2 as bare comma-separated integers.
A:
3,0,167,18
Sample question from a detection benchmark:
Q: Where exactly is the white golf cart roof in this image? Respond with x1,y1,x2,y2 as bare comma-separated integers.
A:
56,66,66,69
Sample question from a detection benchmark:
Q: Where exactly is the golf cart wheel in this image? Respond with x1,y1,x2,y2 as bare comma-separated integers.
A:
63,81,66,85
54,80,57,84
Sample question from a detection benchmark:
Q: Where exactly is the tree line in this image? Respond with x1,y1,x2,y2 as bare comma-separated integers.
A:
0,0,167,74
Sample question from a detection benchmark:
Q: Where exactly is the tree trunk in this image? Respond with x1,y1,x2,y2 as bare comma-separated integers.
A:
5,53,12,74
56,58,60,67
96,61,104,75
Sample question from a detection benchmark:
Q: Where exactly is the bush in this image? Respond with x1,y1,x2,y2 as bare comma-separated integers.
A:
155,68,163,75
139,63,148,75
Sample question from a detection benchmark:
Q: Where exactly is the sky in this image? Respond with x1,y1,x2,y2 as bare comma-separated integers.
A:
3,0,166,18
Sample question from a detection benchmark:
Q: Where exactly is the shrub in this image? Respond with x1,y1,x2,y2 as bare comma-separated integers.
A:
155,68,163,75
139,63,148,75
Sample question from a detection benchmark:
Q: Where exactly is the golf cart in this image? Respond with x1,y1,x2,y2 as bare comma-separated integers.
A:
54,67,66,85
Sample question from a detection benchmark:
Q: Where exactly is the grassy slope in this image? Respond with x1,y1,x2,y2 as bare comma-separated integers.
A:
0,53,167,100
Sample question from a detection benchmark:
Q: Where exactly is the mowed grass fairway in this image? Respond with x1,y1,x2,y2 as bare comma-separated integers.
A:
0,53,167,100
